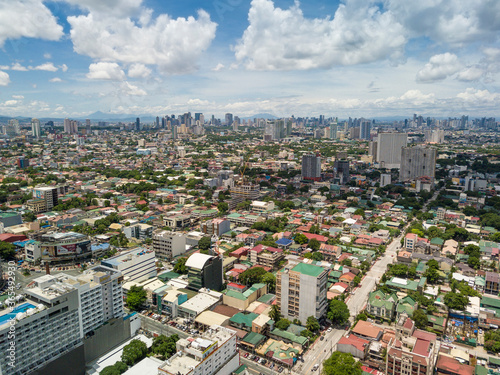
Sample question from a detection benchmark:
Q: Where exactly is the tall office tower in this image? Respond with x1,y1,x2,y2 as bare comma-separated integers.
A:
225,113,233,126
286,120,292,136
199,114,204,125
399,146,437,182
194,112,202,122
135,117,140,131
425,129,445,144
161,117,166,129
350,126,360,139
301,154,321,181
71,120,79,134
85,119,91,134
330,122,338,139
276,263,328,323
319,114,325,125
31,118,41,138
334,159,350,185
360,121,371,140
376,132,408,169
185,253,223,291
211,114,215,125
368,140,378,161
6,119,20,136
32,184,68,212
155,116,159,128
233,119,238,132
172,124,178,139
64,118,71,133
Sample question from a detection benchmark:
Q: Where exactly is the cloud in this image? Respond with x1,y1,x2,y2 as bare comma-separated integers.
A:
121,81,146,96
62,0,143,17
49,77,63,82
86,62,126,80
416,53,462,83
44,53,52,59
11,63,28,71
386,0,500,45
12,95,24,99
0,0,63,47
4,100,17,106
456,66,484,82
60,64,68,72
234,0,406,70
457,88,500,103
127,63,151,78
0,71,10,86
32,62,58,72
212,63,225,72
68,9,217,74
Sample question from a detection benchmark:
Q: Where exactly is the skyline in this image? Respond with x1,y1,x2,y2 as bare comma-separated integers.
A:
0,0,499,118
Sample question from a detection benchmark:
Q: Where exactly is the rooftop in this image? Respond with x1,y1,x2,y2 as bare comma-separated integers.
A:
291,262,325,277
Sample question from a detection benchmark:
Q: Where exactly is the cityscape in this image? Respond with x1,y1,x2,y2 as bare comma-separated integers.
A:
0,1,500,375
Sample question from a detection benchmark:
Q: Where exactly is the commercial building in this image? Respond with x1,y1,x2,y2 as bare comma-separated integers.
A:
102,247,156,282
360,121,371,140
201,218,231,237
39,231,91,263
185,253,223,292
301,154,321,181
0,212,22,229
334,160,350,185
277,262,328,323
31,118,41,138
158,325,239,375
399,146,437,182
123,223,154,240
152,230,187,260
376,132,408,169
485,271,500,296
229,183,260,210
30,184,69,213
0,275,82,375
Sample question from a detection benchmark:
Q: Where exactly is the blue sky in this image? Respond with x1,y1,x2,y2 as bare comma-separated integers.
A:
0,0,499,119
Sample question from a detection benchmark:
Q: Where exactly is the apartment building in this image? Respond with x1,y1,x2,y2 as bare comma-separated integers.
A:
123,223,154,240
201,218,231,237
249,244,284,269
102,247,156,282
28,184,69,213
485,271,500,296
277,263,328,323
152,230,187,260
158,325,239,375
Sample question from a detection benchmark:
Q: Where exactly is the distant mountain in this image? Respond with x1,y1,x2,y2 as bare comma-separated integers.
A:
242,113,278,120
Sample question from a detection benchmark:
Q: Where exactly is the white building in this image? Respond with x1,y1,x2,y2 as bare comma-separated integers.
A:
152,230,187,260
158,325,239,375
251,200,275,212
0,275,82,375
376,132,408,169
399,146,437,182
102,247,156,282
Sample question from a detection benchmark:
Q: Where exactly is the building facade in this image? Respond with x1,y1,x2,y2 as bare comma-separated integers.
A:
185,253,223,292
399,146,437,182
376,132,408,169
152,230,187,260
102,247,156,282
301,154,321,181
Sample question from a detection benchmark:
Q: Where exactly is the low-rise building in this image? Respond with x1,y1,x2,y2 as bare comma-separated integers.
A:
102,247,156,282
153,230,187,260
249,244,284,269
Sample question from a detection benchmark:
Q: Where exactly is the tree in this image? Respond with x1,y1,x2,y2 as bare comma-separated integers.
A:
100,367,120,375
323,352,362,375
306,316,320,332
23,211,37,222
426,259,439,270
327,299,350,325
173,257,188,274
294,233,308,245
0,242,15,260
308,238,321,251
239,267,267,285
269,304,281,322
312,251,324,261
444,292,469,311
217,202,228,214
276,318,291,330
198,236,211,252
413,309,428,329
126,286,147,311
423,267,440,284
151,334,179,360
121,339,148,366
485,330,500,353
468,256,480,270
261,272,276,292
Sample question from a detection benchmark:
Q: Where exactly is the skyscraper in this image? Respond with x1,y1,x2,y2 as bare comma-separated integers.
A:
31,118,41,138
376,132,408,169
334,159,350,184
301,154,321,181
135,117,140,131
155,116,159,127
225,113,233,126
399,146,437,182
360,121,371,140
330,122,338,139
85,119,91,134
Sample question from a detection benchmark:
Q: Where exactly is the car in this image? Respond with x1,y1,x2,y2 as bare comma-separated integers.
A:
312,364,319,371
320,335,324,341
327,327,332,333
244,353,249,358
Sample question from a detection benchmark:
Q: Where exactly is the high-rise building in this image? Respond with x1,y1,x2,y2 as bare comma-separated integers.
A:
172,125,178,140
31,184,69,212
376,132,408,169
156,116,159,127
225,113,233,126
368,141,378,161
17,156,29,169
152,230,187,260
102,247,156,282
334,160,350,185
286,120,292,136
201,218,231,237
185,253,223,292
399,146,437,182
6,119,20,136
229,183,260,209
276,263,328,323
360,121,371,140
329,122,338,139
85,119,91,134
161,117,166,129
380,173,392,187
301,154,321,181
31,118,41,138
135,117,140,131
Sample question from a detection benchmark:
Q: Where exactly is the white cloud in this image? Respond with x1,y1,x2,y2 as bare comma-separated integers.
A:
212,63,225,72
0,0,63,47
127,63,151,78
457,88,500,103
12,95,24,99
11,63,28,71
187,98,211,106
234,0,406,70
62,0,143,17
49,77,63,82
86,62,125,80
416,53,462,83
4,100,17,106
68,9,217,74
456,66,484,82
0,71,10,86
32,62,58,72
60,64,68,72
121,81,146,96
43,53,52,59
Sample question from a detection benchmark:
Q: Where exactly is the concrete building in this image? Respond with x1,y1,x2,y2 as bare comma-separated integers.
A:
485,271,500,296
158,325,239,375
0,212,22,229
380,173,392,187
0,275,83,375
201,218,231,237
399,146,437,182
39,231,92,263
277,262,328,323
334,160,350,185
376,132,408,169
229,183,260,210
360,121,371,140
31,118,41,138
152,230,187,260
30,184,69,213
102,247,156,282
301,154,321,181
249,244,284,269
185,253,223,292
123,223,153,240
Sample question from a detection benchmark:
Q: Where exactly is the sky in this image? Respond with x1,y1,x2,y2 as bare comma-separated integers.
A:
0,0,499,119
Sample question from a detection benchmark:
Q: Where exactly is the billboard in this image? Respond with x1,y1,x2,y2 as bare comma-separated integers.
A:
42,240,91,260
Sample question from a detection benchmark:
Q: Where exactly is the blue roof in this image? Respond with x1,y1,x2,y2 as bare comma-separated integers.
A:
91,243,110,251
275,238,292,246
13,240,30,248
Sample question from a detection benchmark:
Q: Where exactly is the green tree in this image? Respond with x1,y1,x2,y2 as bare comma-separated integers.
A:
444,292,469,311
198,236,211,251
0,242,15,260
217,202,228,214
308,238,321,251
423,267,440,284
276,318,291,330
323,352,362,375
261,272,276,292
126,286,147,311
269,304,281,322
100,367,120,375
239,267,267,285
173,257,188,274
413,309,428,329
121,339,148,366
468,256,480,270
306,316,320,332
151,334,179,360
327,299,350,325
312,251,324,261
295,233,308,245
